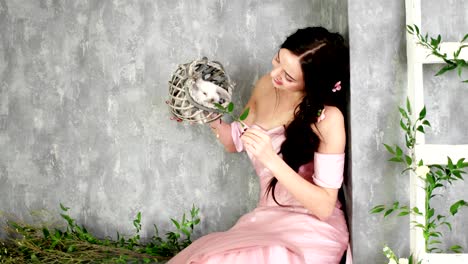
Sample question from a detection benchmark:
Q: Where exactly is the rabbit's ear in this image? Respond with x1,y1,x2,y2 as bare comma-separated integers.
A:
217,87,231,102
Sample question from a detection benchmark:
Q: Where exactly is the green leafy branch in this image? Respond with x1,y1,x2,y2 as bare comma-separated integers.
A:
420,159,467,253
214,102,250,128
150,205,201,256
0,204,201,263
383,98,430,169
407,24,468,82
383,245,421,264
371,99,468,253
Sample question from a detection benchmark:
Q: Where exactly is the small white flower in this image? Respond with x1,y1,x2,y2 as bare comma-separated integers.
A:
399,258,409,264
388,259,397,264
415,165,430,179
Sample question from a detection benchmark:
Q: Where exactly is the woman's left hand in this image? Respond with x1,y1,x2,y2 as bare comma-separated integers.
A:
240,128,277,166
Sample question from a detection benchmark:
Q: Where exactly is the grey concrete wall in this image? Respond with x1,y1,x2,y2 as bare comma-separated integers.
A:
0,0,349,246
349,0,468,262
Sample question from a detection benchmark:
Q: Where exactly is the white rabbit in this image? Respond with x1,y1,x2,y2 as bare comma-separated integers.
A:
191,78,231,108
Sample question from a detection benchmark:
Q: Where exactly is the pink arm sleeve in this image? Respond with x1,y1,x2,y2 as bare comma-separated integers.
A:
230,121,245,152
312,152,345,189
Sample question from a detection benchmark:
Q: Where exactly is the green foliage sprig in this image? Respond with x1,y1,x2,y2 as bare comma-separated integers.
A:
371,99,468,253
407,24,468,82
214,102,250,128
383,245,421,264
371,25,468,261
0,204,201,263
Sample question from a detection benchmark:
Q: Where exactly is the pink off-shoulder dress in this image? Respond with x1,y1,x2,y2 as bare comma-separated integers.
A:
168,122,351,264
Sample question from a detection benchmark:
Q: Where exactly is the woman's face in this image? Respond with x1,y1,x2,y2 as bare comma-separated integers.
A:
270,48,305,92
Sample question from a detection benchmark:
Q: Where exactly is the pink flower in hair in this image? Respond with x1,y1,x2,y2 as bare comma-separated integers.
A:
332,81,342,92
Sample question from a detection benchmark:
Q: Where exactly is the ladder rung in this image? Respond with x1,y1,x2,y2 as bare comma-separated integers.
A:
414,42,468,64
414,144,468,165
422,253,468,264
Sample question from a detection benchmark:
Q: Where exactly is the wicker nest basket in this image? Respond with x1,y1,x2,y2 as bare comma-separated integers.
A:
167,57,234,124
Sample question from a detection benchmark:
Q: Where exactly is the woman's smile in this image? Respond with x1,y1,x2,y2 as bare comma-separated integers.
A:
273,77,283,86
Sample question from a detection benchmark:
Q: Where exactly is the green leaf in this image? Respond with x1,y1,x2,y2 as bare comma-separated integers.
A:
67,245,76,253
389,157,403,163
370,205,385,214
448,157,454,170
398,211,410,216
239,107,250,121
384,209,394,217
405,155,412,166
456,158,466,168
413,223,425,229
452,170,463,180
418,106,426,120
462,33,468,43
171,219,181,229
60,203,69,212
412,207,422,215
144,258,151,263
407,25,414,33
442,221,452,231
457,64,464,77
414,25,420,35
422,120,431,127
383,144,395,155
427,247,439,253
450,200,467,215
400,119,408,131
450,245,463,253
406,97,412,115
427,208,434,219
60,214,74,227
435,64,457,76
38,226,48,236
181,213,186,225
429,240,442,245
395,146,403,157
54,229,62,239
398,107,409,119
426,173,435,186
417,125,425,133
213,102,225,111
227,102,234,112
181,227,191,237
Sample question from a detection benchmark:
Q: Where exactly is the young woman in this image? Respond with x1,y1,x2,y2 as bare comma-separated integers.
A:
169,26,351,264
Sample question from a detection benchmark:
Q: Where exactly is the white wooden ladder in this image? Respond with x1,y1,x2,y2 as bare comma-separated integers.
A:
405,0,468,263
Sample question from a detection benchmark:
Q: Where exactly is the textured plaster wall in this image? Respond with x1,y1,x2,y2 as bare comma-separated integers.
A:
349,0,468,262
0,0,349,245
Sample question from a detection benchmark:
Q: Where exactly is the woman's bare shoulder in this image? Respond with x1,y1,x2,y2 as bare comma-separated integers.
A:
252,74,272,95
320,106,344,126
242,74,272,124
312,106,346,153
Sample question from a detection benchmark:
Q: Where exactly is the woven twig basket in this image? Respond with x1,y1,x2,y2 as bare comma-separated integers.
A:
167,57,234,123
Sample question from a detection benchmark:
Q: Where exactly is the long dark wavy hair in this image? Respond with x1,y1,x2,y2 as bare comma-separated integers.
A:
265,27,350,205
